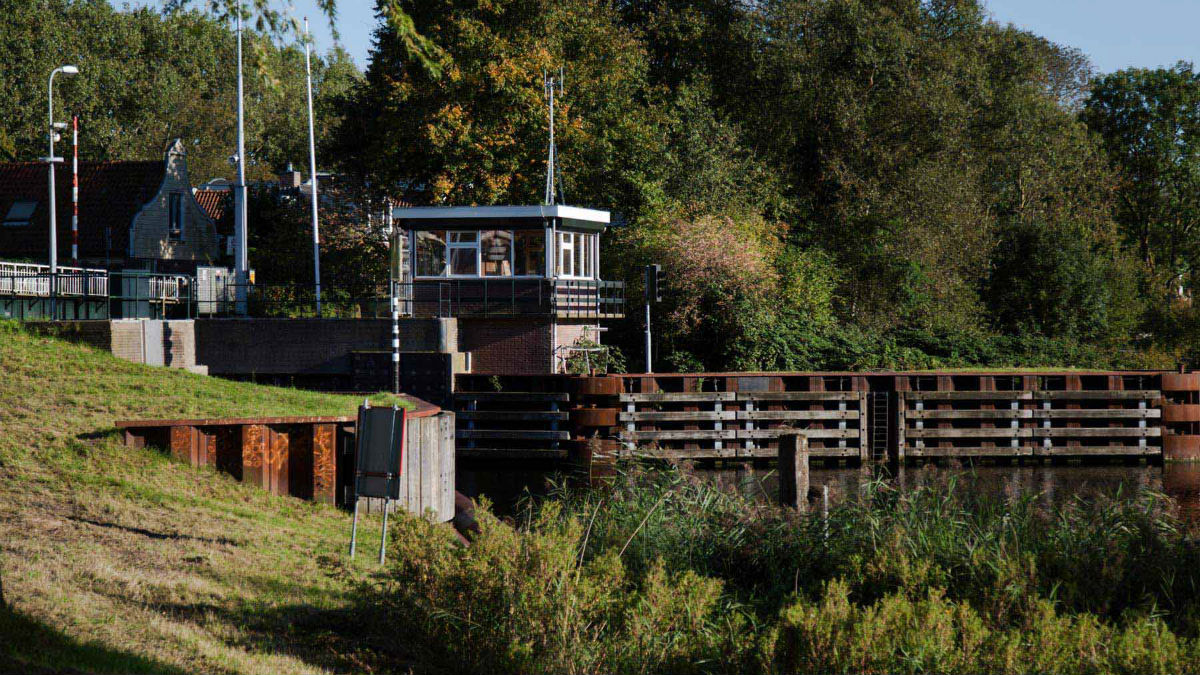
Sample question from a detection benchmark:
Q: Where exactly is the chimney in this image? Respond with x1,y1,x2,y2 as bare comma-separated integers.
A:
279,162,302,189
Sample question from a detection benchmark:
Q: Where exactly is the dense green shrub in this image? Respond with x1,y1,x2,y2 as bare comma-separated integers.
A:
367,468,1200,673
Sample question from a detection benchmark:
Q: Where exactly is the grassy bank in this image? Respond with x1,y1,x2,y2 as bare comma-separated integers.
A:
7,319,1200,673
0,322,409,673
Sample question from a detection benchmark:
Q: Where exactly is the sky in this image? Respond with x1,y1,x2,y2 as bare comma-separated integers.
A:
249,0,1200,75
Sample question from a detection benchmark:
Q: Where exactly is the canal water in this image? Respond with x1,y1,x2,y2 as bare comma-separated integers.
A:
459,462,1200,521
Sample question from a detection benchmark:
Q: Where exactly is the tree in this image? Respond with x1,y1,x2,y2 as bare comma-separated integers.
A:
1084,64,1200,304
0,2,361,182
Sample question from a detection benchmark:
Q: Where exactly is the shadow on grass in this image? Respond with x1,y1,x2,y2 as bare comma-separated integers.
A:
0,604,186,675
67,515,240,546
151,598,415,674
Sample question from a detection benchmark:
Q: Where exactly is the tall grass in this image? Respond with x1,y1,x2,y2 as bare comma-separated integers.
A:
370,466,1200,674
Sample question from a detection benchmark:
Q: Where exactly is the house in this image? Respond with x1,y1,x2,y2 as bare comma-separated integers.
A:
392,205,625,374
0,139,221,273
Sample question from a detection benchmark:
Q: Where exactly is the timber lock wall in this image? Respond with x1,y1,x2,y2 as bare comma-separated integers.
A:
452,371,1200,468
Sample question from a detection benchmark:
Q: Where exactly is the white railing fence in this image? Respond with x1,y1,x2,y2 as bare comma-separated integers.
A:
0,261,108,298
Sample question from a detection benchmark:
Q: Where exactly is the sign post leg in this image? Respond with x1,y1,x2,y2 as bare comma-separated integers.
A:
349,498,360,558
379,496,391,564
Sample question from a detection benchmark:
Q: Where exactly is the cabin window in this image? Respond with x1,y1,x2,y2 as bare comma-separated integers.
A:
558,232,575,276
168,193,185,241
415,230,447,276
413,229,556,278
3,200,37,227
448,231,479,276
514,230,545,276
557,232,597,279
481,230,512,276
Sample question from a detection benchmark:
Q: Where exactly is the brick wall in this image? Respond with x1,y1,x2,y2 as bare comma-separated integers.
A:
457,317,554,374
129,141,218,264
23,320,112,351
195,318,452,375
110,320,146,363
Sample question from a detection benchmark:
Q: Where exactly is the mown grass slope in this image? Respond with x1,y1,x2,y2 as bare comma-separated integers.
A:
0,322,408,674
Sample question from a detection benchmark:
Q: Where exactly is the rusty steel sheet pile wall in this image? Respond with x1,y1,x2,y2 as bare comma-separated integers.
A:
454,370,1200,466
117,399,456,519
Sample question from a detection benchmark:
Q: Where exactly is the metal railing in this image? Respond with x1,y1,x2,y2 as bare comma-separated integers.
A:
0,262,108,298
397,278,625,319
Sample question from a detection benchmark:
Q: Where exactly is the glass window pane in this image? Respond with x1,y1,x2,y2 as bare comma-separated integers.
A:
482,230,512,276
450,247,478,275
514,230,546,276
415,230,446,276
450,231,477,243
575,236,586,278
559,232,573,276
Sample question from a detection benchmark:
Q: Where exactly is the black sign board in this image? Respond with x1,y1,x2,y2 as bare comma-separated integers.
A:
353,405,406,500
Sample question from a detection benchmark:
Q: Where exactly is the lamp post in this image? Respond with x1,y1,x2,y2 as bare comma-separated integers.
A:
45,65,79,316
303,17,322,316
233,1,249,314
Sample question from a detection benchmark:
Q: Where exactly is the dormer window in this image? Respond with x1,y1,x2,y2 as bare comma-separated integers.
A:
3,201,37,227
168,193,185,241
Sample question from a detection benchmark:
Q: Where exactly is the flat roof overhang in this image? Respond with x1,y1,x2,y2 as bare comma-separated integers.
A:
393,204,610,232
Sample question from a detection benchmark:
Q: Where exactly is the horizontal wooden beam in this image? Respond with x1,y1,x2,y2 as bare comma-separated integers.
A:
906,410,1031,420
1036,427,1161,438
1036,390,1160,400
905,392,1033,401
619,392,735,402
457,447,569,459
454,392,570,402
906,428,1034,439
736,410,859,421
1031,409,1161,419
456,430,570,440
736,428,859,440
457,411,569,421
735,392,861,402
906,447,1034,457
1034,445,1161,456
619,411,737,422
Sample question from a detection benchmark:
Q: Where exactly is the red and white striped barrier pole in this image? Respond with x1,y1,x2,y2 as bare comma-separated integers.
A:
71,115,78,265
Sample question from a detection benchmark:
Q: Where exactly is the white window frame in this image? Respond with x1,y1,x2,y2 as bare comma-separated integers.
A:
447,231,480,277
557,231,597,280
412,228,551,279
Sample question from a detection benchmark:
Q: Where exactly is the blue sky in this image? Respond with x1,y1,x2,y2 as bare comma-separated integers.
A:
289,0,1199,74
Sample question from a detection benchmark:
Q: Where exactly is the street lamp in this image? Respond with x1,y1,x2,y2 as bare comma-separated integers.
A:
45,65,79,289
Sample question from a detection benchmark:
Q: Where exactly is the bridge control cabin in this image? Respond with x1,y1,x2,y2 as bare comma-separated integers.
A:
391,205,624,374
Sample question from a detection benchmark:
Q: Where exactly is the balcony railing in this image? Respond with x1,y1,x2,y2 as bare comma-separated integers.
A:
0,261,108,298
398,278,625,319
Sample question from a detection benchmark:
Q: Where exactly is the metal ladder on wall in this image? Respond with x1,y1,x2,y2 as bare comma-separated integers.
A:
869,391,890,461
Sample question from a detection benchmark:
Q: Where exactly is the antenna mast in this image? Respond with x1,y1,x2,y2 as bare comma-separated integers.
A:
544,68,564,205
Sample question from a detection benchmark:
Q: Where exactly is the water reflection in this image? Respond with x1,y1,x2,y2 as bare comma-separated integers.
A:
460,461,1200,520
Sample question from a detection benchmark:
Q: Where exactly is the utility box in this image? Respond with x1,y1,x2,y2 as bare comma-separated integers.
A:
196,266,233,315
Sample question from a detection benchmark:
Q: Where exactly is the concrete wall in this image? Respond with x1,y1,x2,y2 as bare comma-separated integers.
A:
26,319,200,371
195,318,455,376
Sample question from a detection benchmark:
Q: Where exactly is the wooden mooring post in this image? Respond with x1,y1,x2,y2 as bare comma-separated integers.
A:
779,433,809,508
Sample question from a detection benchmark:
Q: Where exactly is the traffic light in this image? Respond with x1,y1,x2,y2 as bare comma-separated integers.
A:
645,264,662,303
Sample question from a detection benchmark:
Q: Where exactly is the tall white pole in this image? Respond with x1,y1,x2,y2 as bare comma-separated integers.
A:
304,17,322,316
48,71,59,278
72,115,79,264
234,1,249,314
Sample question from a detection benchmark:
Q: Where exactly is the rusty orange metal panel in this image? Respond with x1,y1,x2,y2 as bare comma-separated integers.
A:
169,426,194,465
266,426,290,496
242,424,267,490
312,424,337,505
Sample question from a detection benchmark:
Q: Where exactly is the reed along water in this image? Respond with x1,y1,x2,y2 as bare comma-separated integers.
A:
459,462,1200,520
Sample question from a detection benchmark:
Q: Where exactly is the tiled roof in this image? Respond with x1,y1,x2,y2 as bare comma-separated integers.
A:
193,188,234,236
0,160,164,262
